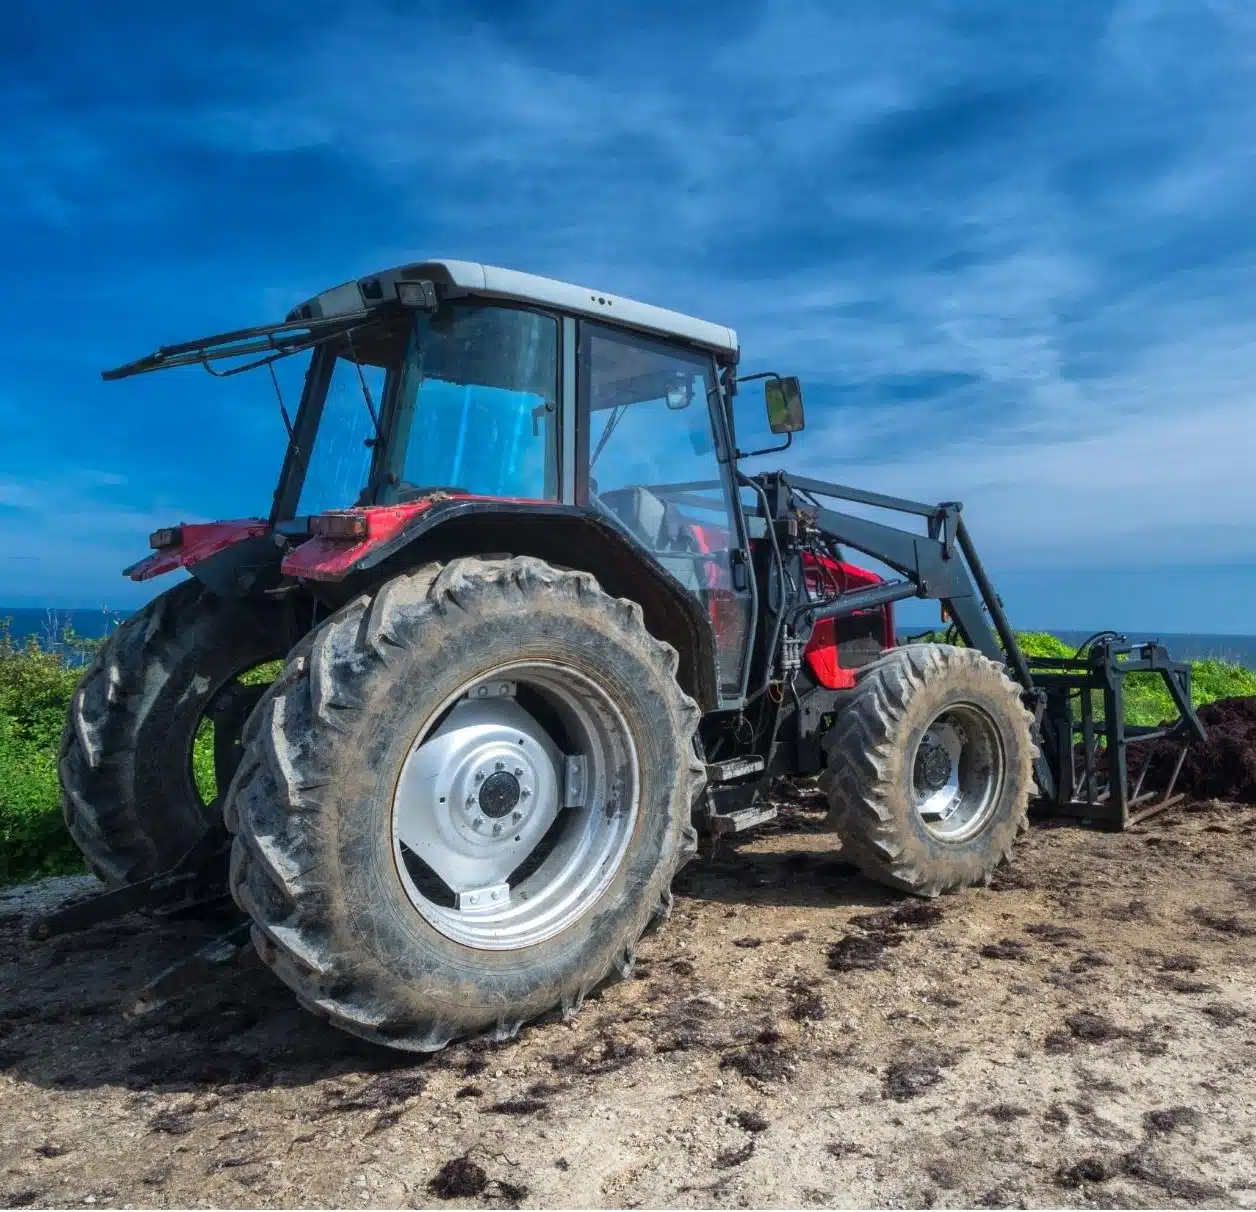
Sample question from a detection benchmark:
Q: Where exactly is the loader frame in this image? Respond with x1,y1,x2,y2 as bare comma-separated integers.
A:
1029,639,1205,828
727,470,1207,827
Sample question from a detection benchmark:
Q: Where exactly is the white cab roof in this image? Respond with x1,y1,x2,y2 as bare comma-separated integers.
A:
289,259,739,361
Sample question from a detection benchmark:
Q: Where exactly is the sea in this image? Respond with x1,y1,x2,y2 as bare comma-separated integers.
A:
4,605,1256,672
898,628,1256,670
2,607,130,657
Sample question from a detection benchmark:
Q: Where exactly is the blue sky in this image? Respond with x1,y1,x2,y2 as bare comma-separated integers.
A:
2,0,1254,632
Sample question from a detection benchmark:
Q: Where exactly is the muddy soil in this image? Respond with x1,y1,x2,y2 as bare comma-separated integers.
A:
2,790,1255,1209
1174,697,1256,805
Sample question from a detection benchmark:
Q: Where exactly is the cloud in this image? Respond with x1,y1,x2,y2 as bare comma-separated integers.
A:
1,0,1254,622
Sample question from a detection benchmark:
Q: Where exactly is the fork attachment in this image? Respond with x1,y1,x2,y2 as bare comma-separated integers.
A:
1031,638,1207,829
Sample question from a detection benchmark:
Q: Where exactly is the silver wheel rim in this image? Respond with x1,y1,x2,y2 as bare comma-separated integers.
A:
391,661,640,950
909,702,1006,842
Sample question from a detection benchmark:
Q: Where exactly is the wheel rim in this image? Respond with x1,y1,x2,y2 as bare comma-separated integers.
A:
189,661,282,811
391,661,641,950
909,702,1006,842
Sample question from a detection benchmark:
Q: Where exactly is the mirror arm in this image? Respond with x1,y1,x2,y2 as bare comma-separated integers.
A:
736,431,794,460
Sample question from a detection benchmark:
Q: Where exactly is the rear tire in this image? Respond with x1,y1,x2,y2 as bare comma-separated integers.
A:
59,580,292,886
225,556,704,1052
820,643,1036,896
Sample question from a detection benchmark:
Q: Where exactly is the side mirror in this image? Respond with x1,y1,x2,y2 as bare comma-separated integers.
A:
765,376,805,434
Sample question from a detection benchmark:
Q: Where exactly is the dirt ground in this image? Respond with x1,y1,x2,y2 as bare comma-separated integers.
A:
2,787,1255,1210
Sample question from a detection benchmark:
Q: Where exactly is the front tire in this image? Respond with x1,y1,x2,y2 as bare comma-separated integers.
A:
225,556,704,1051
820,643,1036,896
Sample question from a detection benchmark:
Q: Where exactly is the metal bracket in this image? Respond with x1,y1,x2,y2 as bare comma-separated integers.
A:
28,827,231,942
564,755,588,807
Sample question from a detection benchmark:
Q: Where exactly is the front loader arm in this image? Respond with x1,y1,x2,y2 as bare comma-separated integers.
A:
768,472,1055,802
780,474,1034,691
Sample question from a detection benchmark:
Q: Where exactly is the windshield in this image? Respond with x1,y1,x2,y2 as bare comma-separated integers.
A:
385,304,560,503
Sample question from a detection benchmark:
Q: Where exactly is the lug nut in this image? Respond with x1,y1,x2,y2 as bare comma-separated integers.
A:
475,771,485,783
520,788,531,799
511,811,523,823
495,760,505,771
472,817,484,830
513,767,523,777
492,823,503,836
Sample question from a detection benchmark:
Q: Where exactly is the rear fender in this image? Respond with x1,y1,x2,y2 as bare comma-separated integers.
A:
281,496,721,711
124,520,273,584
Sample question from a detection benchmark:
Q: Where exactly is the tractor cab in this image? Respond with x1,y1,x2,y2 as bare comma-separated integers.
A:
110,259,832,710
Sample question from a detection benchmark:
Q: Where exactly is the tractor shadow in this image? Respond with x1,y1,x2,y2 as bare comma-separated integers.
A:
0,897,449,1099
0,786,926,1098
675,784,905,912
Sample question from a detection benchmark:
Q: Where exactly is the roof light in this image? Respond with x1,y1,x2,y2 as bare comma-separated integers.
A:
396,279,438,309
150,526,183,550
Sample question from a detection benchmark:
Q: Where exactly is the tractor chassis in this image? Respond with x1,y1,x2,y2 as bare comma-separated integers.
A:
34,473,1210,946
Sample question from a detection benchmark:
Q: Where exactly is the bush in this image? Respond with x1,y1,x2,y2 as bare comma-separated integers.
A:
906,628,1256,728
0,622,90,883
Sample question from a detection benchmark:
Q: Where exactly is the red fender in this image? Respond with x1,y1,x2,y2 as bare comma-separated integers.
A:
124,520,269,582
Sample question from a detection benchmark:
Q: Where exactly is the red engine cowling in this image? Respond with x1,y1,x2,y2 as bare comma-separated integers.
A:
800,552,896,690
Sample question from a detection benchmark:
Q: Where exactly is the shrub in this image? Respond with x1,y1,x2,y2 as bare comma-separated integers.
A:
0,622,91,882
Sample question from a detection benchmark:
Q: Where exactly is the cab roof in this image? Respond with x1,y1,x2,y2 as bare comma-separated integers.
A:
287,259,740,363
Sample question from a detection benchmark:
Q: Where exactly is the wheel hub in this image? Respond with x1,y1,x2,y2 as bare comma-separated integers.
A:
390,662,642,951
478,770,522,818
910,708,1006,841
393,696,560,889
914,742,952,792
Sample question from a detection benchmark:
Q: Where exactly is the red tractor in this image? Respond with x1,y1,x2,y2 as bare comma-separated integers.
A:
46,260,1204,1052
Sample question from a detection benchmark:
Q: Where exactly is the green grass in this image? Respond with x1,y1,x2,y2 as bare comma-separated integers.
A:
2,621,1253,888
0,623,93,883
0,618,280,887
190,661,282,805
911,628,1256,726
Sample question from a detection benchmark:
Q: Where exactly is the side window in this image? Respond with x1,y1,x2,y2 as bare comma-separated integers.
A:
579,322,751,696
739,484,769,540
297,359,385,516
581,324,725,549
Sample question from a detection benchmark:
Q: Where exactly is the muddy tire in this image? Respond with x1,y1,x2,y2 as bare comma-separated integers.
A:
225,556,704,1052
59,580,292,886
820,643,1036,897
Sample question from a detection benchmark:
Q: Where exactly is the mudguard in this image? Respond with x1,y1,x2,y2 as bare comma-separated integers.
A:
279,494,722,710
124,520,270,581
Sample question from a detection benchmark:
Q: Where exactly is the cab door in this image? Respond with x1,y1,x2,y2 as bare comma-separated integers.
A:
576,320,754,704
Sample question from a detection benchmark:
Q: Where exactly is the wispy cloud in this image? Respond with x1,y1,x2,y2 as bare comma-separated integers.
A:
1,0,1253,622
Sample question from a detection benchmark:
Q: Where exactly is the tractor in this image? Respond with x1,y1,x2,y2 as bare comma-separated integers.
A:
43,259,1206,1052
